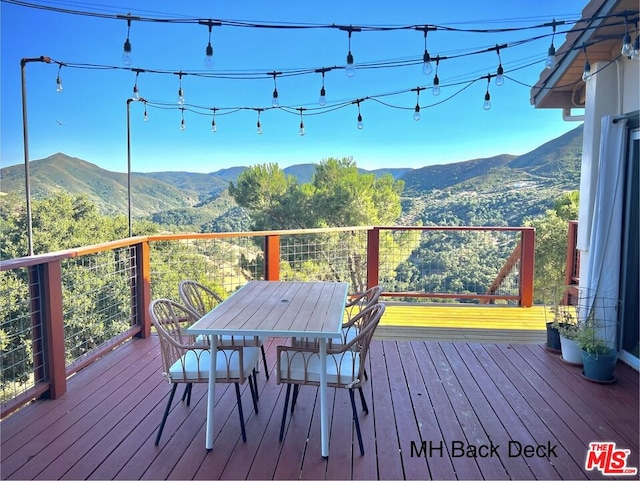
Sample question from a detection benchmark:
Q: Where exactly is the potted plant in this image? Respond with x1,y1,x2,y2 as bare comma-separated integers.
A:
557,320,583,365
576,320,617,383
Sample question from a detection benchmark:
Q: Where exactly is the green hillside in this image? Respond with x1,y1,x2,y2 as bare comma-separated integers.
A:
0,124,583,229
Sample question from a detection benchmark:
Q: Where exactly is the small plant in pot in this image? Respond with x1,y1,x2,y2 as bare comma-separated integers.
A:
576,320,617,383
557,321,583,365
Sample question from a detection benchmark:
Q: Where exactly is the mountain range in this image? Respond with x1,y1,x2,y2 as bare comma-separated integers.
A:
0,124,583,228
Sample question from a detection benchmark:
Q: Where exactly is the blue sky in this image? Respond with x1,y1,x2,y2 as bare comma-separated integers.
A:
1,0,587,174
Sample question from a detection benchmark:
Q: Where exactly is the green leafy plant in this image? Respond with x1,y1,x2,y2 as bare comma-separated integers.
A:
576,321,611,356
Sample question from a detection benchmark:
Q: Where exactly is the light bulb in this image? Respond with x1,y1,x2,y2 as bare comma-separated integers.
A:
272,89,279,107
622,33,633,57
483,92,491,110
582,61,592,82
56,76,63,92
143,110,148,122
357,113,363,130
204,43,214,69
632,36,640,60
180,119,186,131
257,120,263,135
211,119,217,132
319,86,326,106
178,87,185,105
432,75,440,96
495,65,504,86
122,38,133,66
413,104,421,121
422,52,433,75
546,44,556,69
346,51,355,77
299,122,305,136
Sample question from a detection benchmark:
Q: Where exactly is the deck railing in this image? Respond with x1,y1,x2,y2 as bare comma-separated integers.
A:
0,225,534,417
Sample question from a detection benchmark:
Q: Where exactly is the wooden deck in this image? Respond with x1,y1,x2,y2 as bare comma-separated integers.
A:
2,319,638,480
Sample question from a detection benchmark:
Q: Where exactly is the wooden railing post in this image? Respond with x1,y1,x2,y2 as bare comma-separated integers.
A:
264,234,280,281
41,261,67,398
519,228,536,307
136,240,152,338
367,228,380,289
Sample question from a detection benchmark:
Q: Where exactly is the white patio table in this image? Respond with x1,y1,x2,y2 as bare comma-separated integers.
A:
187,280,348,457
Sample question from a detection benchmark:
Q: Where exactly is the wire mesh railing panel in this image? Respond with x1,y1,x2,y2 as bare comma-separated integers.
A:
149,236,264,301
60,246,137,365
279,230,369,293
379,228,522,303
0,268,46,409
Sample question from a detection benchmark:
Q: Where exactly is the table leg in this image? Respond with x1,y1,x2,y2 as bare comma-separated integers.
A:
319,337,329,457
206,335,218,450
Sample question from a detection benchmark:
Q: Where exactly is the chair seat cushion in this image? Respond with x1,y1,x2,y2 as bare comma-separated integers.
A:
169,346,260,382
278,350,360,387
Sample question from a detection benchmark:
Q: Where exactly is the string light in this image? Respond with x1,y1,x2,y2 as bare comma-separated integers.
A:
316,67,330,106
417,26,435,75
494,44,505,86
143,100,148,122
355,100,364,129
412,86,424,121
177,72,185,104
256,108,263,134
621,16,634,57
483,75,492,110
132,68,142,99
632,33,640,60
545,19,562,69
200,19,221,69
340,26,360,77
432,56,441,96
118,13,136,66
211,107,217,132
56,63,63,92
180,107,186,130
582,44,592,82
270,71,281,107
298,107,306,136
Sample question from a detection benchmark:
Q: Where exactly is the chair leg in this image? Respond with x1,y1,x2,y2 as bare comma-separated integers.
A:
155,383,178,446
349,389,365,456
358,386,368,414
249,374,259,414
260,344,270,379
252,368,259,401
291,384,299,413
234,383,247,443
180,382,191,402
279,384,292,442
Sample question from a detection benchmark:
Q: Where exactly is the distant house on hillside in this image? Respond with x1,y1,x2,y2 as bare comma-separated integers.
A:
531,0,639,368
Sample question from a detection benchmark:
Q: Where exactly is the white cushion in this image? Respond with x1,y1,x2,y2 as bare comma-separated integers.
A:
278,350,360,386
169,347,260,382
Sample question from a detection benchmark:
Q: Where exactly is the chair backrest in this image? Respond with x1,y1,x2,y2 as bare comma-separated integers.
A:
150,298,202,379
345,285,383,321
331,302,385,382
179,280,224,317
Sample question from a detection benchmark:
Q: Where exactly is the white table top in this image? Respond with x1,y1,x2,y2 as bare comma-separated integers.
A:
187,280,349,338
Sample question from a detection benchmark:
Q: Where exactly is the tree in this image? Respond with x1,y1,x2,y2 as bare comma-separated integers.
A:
228,157,408,290
525,191,579,299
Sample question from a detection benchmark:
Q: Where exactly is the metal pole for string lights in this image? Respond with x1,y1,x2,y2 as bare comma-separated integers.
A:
20,56,52,256
126,98,133,237
126,97,145,238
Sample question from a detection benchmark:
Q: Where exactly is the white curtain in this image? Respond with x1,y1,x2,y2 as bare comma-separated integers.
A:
581,115,627,345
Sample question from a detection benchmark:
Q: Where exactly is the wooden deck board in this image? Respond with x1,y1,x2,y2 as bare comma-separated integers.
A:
1,306,638,481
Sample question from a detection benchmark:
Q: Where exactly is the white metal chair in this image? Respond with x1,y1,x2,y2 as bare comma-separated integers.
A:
149,298,260,445
277,302,385,455
179,279,270,379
